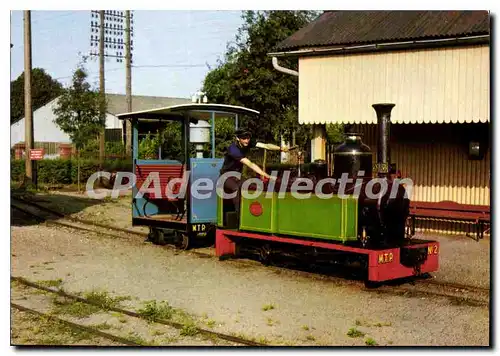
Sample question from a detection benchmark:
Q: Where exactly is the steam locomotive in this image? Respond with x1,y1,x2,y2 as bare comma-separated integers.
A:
215,103,439,283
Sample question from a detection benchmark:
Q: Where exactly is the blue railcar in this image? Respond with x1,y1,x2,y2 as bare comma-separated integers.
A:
117,103,260,249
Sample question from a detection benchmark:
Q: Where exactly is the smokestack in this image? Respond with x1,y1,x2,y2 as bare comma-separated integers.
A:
372,103,395,177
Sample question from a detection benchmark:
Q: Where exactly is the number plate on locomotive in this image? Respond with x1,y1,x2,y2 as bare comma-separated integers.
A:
192,224,207,232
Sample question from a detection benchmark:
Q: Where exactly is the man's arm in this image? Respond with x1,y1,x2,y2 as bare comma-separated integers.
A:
240,158,275,180
255,142,288,152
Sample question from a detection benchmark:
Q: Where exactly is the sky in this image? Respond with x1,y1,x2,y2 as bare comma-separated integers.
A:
10,10,245,100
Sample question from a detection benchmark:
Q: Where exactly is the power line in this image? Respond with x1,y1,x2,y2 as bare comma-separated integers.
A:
131,64,206,68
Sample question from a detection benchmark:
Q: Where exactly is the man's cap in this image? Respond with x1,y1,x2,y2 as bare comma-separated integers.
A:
235,129,251,138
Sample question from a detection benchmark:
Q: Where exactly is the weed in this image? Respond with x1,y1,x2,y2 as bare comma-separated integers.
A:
118,317,127,324
206,319,216,328
173,308,196,325
388,340,394,345
258,336,269,344
84,291,131,311
180,322,198,337
137,300,173,322
51,296,101,318
38,279,63,288
355,319,362,326
163,336,179,344
347,328,365,338
267,317,279,326
127,332,151,346
302,325,310,331
262,304,275,311
374,322,392,327
365,337,377,346
151,330,164,336
306,335,316,341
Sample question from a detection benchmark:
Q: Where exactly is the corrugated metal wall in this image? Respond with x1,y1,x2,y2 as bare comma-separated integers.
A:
298,44,490,125
350,123,490,236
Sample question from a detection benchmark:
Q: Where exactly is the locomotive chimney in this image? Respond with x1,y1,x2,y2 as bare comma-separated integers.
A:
372,103,395,178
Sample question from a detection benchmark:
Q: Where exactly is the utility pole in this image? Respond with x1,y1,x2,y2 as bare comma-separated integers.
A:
90,10,133,158
99,10,105,165
125,10,132,156
24,10,35,186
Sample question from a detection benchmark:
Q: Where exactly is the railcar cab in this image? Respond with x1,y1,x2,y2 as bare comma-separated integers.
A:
117,103,260,249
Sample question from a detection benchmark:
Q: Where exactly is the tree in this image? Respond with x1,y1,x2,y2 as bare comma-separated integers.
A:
10,68,64,124
52,63,106,191
202,11,322,150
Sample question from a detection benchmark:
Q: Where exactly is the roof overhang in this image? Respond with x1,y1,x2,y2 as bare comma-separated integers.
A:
268,35,490,58
116,103,260,122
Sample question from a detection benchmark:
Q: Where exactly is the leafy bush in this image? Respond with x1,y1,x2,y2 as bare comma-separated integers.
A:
37,159,73,184
11,160,25,182
10,158,133,185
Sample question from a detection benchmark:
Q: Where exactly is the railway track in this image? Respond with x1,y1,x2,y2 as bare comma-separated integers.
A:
11,276,266,347
11,303,141,346
11,196,490,305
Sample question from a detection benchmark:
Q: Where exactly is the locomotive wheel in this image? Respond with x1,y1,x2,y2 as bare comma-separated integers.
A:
405,217,414,240
174,232,190,250
364,280,382,289
258,243,273,266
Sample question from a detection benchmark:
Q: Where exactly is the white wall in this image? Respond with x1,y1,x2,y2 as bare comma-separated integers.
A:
298,45,489,125
11,98,122,147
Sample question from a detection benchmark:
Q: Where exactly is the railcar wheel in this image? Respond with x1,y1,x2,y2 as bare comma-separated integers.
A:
174,232,190,250
148,228,166,245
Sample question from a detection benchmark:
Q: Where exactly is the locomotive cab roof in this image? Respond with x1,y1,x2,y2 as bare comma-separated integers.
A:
116,103,260,123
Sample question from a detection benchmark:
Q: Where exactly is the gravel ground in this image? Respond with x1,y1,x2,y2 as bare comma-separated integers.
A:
10,280,237,347
11,218,490,346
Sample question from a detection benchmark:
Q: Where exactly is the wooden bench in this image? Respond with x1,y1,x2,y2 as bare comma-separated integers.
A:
408,201,490,241
135,164,185,219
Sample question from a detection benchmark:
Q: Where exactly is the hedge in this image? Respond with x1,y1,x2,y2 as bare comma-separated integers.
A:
11,159,314,185
11,159,132,184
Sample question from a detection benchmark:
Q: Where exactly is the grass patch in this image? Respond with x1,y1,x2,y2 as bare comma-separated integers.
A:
262,304,275,311
137,300,174,322
365,337,377,346
347,328,365,338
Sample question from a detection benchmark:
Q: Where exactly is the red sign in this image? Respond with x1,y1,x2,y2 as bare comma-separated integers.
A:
29,149,44,160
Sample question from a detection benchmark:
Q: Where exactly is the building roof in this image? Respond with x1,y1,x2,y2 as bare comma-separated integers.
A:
105,93,191,116
274,11,490,52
